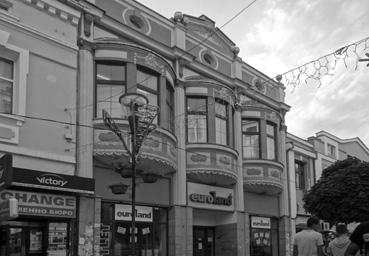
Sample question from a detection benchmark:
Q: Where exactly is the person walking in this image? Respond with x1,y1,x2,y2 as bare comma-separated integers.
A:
293,216,324,256
327,223,350,256
345,221,369,256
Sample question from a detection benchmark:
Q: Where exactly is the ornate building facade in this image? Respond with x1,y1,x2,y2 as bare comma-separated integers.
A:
0,0,292,256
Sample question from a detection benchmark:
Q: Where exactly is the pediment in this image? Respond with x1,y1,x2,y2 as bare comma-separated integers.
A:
183,14,236,57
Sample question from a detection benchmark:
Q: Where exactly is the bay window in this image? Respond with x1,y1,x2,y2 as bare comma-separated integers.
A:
266,123,276,160
242,120,260,158
95,61,126,118
166,82,174,132
137,68,159,124
215,99,228,145
0,58,13,114
187,97,207,143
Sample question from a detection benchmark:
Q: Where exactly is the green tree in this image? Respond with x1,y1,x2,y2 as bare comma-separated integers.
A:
303,157,369,224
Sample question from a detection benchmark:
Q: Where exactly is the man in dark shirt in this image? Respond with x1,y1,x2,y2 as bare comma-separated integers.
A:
345,221,369,256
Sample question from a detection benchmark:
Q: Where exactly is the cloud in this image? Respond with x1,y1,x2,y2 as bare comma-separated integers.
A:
237,0,369,145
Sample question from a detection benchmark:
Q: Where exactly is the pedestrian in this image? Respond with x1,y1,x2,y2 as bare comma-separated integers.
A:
293,216,324,256
327,223,350,256
345,221,369,256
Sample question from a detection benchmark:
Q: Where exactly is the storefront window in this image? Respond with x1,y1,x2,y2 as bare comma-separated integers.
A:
95,61,126,118
187,97,207,143
250,217,279,256
242,120,260,158
101,202,168,256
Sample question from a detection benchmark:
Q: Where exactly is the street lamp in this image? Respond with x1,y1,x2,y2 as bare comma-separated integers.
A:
102,92,158,256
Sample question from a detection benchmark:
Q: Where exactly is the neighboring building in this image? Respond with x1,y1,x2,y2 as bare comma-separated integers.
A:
0,0,292,256
287,130,369,243
0,0,94,255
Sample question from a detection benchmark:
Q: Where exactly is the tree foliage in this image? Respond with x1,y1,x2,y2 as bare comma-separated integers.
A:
303,157,369,224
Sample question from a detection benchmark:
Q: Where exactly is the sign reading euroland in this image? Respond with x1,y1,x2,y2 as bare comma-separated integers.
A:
115,204,153,222
0,190,76,218
187,182,234,211
251,216,271,229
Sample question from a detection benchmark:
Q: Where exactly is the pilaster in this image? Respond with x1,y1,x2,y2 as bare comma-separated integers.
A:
76,44,94,178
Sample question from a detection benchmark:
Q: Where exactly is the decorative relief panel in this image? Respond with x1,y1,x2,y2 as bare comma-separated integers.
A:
187,152,211,166
268,168,281,180
134,53,165,75
244,167,263,177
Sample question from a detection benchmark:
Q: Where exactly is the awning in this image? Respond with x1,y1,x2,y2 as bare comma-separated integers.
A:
0,154,95,194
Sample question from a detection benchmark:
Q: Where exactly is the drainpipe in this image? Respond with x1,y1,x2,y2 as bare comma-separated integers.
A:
286,141,295,254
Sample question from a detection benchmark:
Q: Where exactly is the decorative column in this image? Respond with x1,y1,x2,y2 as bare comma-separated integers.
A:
76,39,99,256
234,107,246,256
279,124,291,256
169,79,193,256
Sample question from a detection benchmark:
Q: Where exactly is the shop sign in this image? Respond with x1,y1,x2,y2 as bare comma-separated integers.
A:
251,216,271,229
0,198,18,221
187,182,234,211
12,168,95,194
0,190,76,218
115,204,153,222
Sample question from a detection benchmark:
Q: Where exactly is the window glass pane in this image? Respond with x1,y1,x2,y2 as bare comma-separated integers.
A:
137,69,158,91
242,120,259,133
0,59,13,80
96,84,125,118
48,223,68,255
242,134,259,158
188,114,207,143
0,80,12,114
187,98,207,113
215,101,226,117
215,117,227,145
266,124,275,137
166,84,174,132
267,137,275,160
97,63,125,81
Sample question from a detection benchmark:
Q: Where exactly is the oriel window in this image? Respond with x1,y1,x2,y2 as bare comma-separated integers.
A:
187,97,207,143
242,120,260,159
95,61,126,118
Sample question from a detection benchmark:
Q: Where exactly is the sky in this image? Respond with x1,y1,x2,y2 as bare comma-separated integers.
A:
138,0,369,146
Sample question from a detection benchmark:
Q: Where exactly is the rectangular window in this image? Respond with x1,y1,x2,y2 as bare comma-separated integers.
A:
137,68,159,124
242,120,260,158
0,58,13,114
95,62,126,118
266,123,276,160
215,99,228,145
327,143,336,158
295,161,306,189
166,82,174,132
187,97,207,143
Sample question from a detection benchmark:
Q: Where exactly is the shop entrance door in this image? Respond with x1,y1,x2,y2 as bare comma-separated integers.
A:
193,227,214,256
0,224,46,256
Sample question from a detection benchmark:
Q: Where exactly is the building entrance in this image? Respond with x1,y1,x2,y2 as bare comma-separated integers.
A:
0,221,70,256
193,226,214,256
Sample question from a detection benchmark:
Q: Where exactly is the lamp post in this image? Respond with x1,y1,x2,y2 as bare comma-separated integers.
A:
102,92,158,256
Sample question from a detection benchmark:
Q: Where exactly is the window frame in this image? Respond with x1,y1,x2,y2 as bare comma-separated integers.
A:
186,96,208,143
165,81,174,132
266,122,277,160
241,119,261,159
136,66,160,124
214,98,228,146
295,160,306,190
94,60,127,118
0,57,14,114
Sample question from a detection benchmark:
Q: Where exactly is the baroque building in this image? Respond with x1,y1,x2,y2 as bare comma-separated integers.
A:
0,0,292,256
